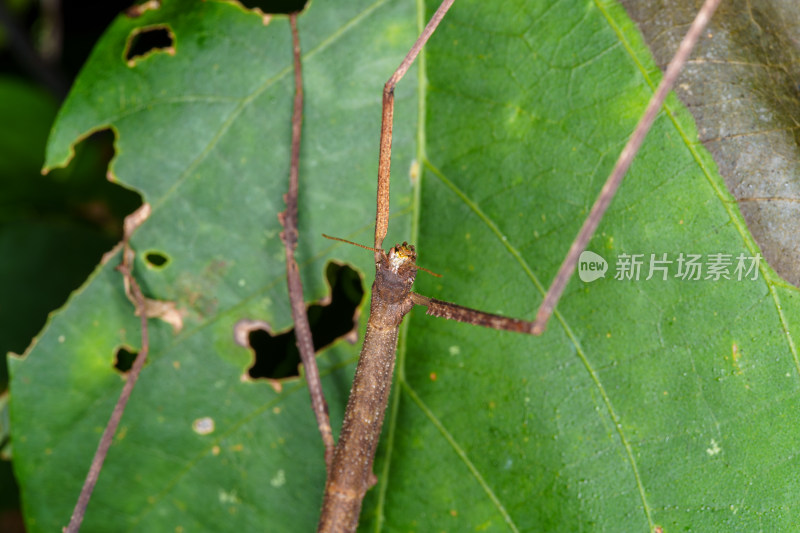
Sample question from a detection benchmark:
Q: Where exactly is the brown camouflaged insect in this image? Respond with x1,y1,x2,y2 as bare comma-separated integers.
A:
314,0,722,530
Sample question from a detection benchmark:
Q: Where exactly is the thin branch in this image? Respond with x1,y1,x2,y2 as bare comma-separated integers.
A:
278,12,335,468
64,245,150,533
531,0,723,335
0,0,67,97
373,0,455,253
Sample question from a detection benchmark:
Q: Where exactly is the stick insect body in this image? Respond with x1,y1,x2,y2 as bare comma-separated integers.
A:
317,237,539,533
318,243,418,530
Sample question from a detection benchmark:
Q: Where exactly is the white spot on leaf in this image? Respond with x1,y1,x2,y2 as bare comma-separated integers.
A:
409,160,420,184
706,438,721,456
218,489,240,504
270,469,286,488
192,417,215,435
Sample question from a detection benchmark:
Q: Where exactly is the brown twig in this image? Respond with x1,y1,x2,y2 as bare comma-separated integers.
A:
64,244,150,532
278,12,335,467
531,0,723,334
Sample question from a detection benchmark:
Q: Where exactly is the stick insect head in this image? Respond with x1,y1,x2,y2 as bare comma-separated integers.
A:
387,242,416,273
321,234,440,278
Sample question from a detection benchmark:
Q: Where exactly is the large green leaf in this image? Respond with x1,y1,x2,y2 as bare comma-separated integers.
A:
9,0,800,531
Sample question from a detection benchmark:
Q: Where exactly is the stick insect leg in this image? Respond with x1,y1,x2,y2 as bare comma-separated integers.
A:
374,0,455,254
409,0,722,337
530,0,723,335
279,12,335,467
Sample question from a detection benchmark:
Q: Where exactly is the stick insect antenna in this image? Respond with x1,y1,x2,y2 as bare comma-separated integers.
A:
322,234,442,277
322,233,382,253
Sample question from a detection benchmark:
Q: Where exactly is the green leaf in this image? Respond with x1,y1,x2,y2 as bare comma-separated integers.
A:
9,1,800,532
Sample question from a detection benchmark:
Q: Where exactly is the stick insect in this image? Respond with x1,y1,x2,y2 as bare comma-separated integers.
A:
12,3,760,529
313,0,721,530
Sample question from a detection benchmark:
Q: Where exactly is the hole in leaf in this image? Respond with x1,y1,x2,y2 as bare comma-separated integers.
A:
125,26,175,64
246,263,364,380
144,250,169,269
113,346,138,373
